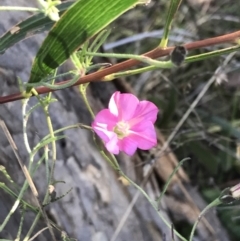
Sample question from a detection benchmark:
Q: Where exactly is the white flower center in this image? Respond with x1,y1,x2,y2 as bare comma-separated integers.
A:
113,121,130,139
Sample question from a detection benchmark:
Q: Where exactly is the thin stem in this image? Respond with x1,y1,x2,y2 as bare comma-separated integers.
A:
16,204,26,241
154,52,236,160
80,84,95,119
0,6,40,12
87,51,173,68
189,198,222,241
28,227,49,241
0,97,36,231
186,45,240,63
26,74,81,90
22,99,32,155
44,146,50,187
1,30,240,104
31,87,57,185
104,153,185,241
25,71,74,88
23,212,42,241
104,45,240,80
0,105,33,232
119,169,187,241
45,105,57,184
0,157,34,232
100,150,120,171
41,123,92,143
21,89,57,241
104,66,156,80
79,84,121,170
156,158,189,205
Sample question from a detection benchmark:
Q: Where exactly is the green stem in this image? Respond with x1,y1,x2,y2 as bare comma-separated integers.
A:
99,150,120,171
22,99,32,155
0,97,36,231
23,212,42,241
156,158,189,205
44,105,57,184
0,183,37,212
81,90,120,170
26,74,81,90
88,105,185,240
41,123,92,144
31,86,56,185
16,204,26,241
104,154,185,240
119,169,187,241
0,157,34,232
28,227,49,241
0,182,62,234
25,71,74,88
101,45,240,81
79,84,121,170
44,146,50,187
0,6,40,12
80,84,95,119
0,187,24,231
87,51,173,68
104,66,156,81
0,183,62,233
189,198,222,241
186,45,240,63
23,89,57,241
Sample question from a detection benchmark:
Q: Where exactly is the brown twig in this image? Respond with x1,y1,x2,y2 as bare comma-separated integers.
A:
0,30,240,104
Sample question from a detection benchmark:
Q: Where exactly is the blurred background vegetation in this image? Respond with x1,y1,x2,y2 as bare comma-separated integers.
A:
104,0,240,239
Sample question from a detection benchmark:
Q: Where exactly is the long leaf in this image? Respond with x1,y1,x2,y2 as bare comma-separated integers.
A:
159,0,182,47
0,1,74,54
28,0,139,90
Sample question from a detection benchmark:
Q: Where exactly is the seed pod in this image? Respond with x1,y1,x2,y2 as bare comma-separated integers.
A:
170,45,187,66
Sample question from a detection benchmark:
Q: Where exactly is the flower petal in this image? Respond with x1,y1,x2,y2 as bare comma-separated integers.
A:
136,101,159,122
105,134,120,154
108,92,120,116
92,122,113,143
92,121,119,154
92,109,118,143
93,109,118,129
129,101,158,127
129,121,157,150
109,91,139,121
119,138,138,156
92,91,159,156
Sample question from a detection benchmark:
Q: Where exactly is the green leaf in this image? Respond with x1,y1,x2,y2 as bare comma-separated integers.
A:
0,1,74,54
159,0,182,47
28,0,139,91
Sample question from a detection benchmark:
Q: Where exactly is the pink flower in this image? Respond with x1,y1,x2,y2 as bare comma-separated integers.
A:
92,91,158,156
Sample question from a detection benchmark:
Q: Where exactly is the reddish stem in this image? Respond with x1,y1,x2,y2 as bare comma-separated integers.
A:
1,30,240,104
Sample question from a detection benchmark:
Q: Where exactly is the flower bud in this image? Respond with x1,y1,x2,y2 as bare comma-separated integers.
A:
170,45,187,66
230,183,240,199
40,0,61,22
219,183,240,204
